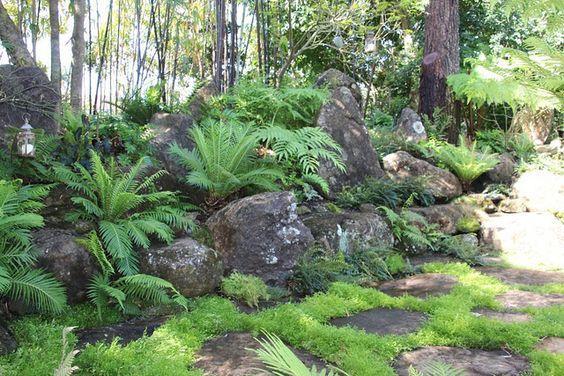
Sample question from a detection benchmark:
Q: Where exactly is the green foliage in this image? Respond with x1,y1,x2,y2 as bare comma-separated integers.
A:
378,206,432,251
370,130,432,161
433,235,484,265
336,178,434,210
432,137,499,189
252,331,348,376
120,85,168,126
408,361,466,376
366,109,394,130
456,216,481,234
421,108,453,140
508,133,536,161
221,272,271,308
0,181,66,313
53,327,79,376
221,80,329,129
475,129,508,154
55,151,193,276
449,37,563,112
169,118,283,201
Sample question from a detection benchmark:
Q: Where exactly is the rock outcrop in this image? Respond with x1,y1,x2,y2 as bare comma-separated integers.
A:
139,237,224,297
206,192,314,285
394,108,427,143
383,151,462,201
513,170,564,213
410,204,477,235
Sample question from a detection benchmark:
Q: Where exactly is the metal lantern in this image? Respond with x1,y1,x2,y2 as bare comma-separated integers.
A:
17,116,35,158
364,31,377,54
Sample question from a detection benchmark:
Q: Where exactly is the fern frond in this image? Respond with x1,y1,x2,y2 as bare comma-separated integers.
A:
8,268,66,313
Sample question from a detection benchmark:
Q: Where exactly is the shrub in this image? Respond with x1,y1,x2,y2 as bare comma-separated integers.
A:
366,109,394,130
169,118,283,203
508,133,536,161
120,85,167,126
0,181,66,313
432,136,499,190
336,178,434,210
476,129,508,154
221,272,271,308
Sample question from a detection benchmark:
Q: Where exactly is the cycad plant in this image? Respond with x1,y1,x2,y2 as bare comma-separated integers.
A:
433,136,499,191
0,180,66,313
169,118,284,204
54,151,192,317
252,332,349,376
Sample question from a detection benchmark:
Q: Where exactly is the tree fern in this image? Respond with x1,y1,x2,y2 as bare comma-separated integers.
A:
0,180,66,313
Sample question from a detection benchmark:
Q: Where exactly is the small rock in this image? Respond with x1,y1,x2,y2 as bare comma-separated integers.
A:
536,139,562,155
452,233,479,248
207,192,314,285
33,228,98,304
499,198,528,213
383,151,462,201
496,290,564,309
485,153,516,185
394,346,530,376
330,308,427,336
378,273,458,298
536,337,564,354
139,237,224,297
301,209,394,252
394,108,427,143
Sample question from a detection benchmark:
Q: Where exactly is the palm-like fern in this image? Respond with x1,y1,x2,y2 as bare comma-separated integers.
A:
251,332,349,376
432,137,499,190
54,151,194,276
379,206,432,250
169,118,284,200
0,181,66,313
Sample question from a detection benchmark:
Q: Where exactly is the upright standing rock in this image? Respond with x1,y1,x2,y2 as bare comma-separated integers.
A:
206,192,314,285
314,69,384,196
395,108,427,143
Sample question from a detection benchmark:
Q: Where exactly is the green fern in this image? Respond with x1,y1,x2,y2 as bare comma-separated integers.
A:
251,331,349,376
432,136,499,190
0,180,66,313
54,151,194,276
53,327,79,376
169,118,284,201
379,206,432,250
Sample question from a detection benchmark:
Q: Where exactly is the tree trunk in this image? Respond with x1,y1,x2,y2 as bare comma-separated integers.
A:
48,0,62,101
0,0,36,67
418,0,460,142
70,0,86,112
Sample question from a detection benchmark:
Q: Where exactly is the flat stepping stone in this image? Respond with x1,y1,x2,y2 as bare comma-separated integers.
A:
496,290,564,309
194,332,328,375
472,309,531,323
536,337,564,354
75,316,168,348
394,346,530,376
330,308,427,336
378,273,458,298
477,266,564,285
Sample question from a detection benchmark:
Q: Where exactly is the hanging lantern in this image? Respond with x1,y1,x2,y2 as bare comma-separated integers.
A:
16,116,35,158
333,31,344,49
364,31,377,54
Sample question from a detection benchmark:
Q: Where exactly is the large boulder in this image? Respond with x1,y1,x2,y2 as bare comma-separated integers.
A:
206,192,314,285
314,69,384,196
394,108,427,143
0,321,17,355
383,151,462,201
513,170,564,213
481,212,564,271
0,65,60,148
410,204,477,235
139,237,223,297
33,228,98,303
301,210,393,252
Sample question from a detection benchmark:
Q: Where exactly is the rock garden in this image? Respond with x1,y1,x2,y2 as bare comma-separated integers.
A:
0,1,563,375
